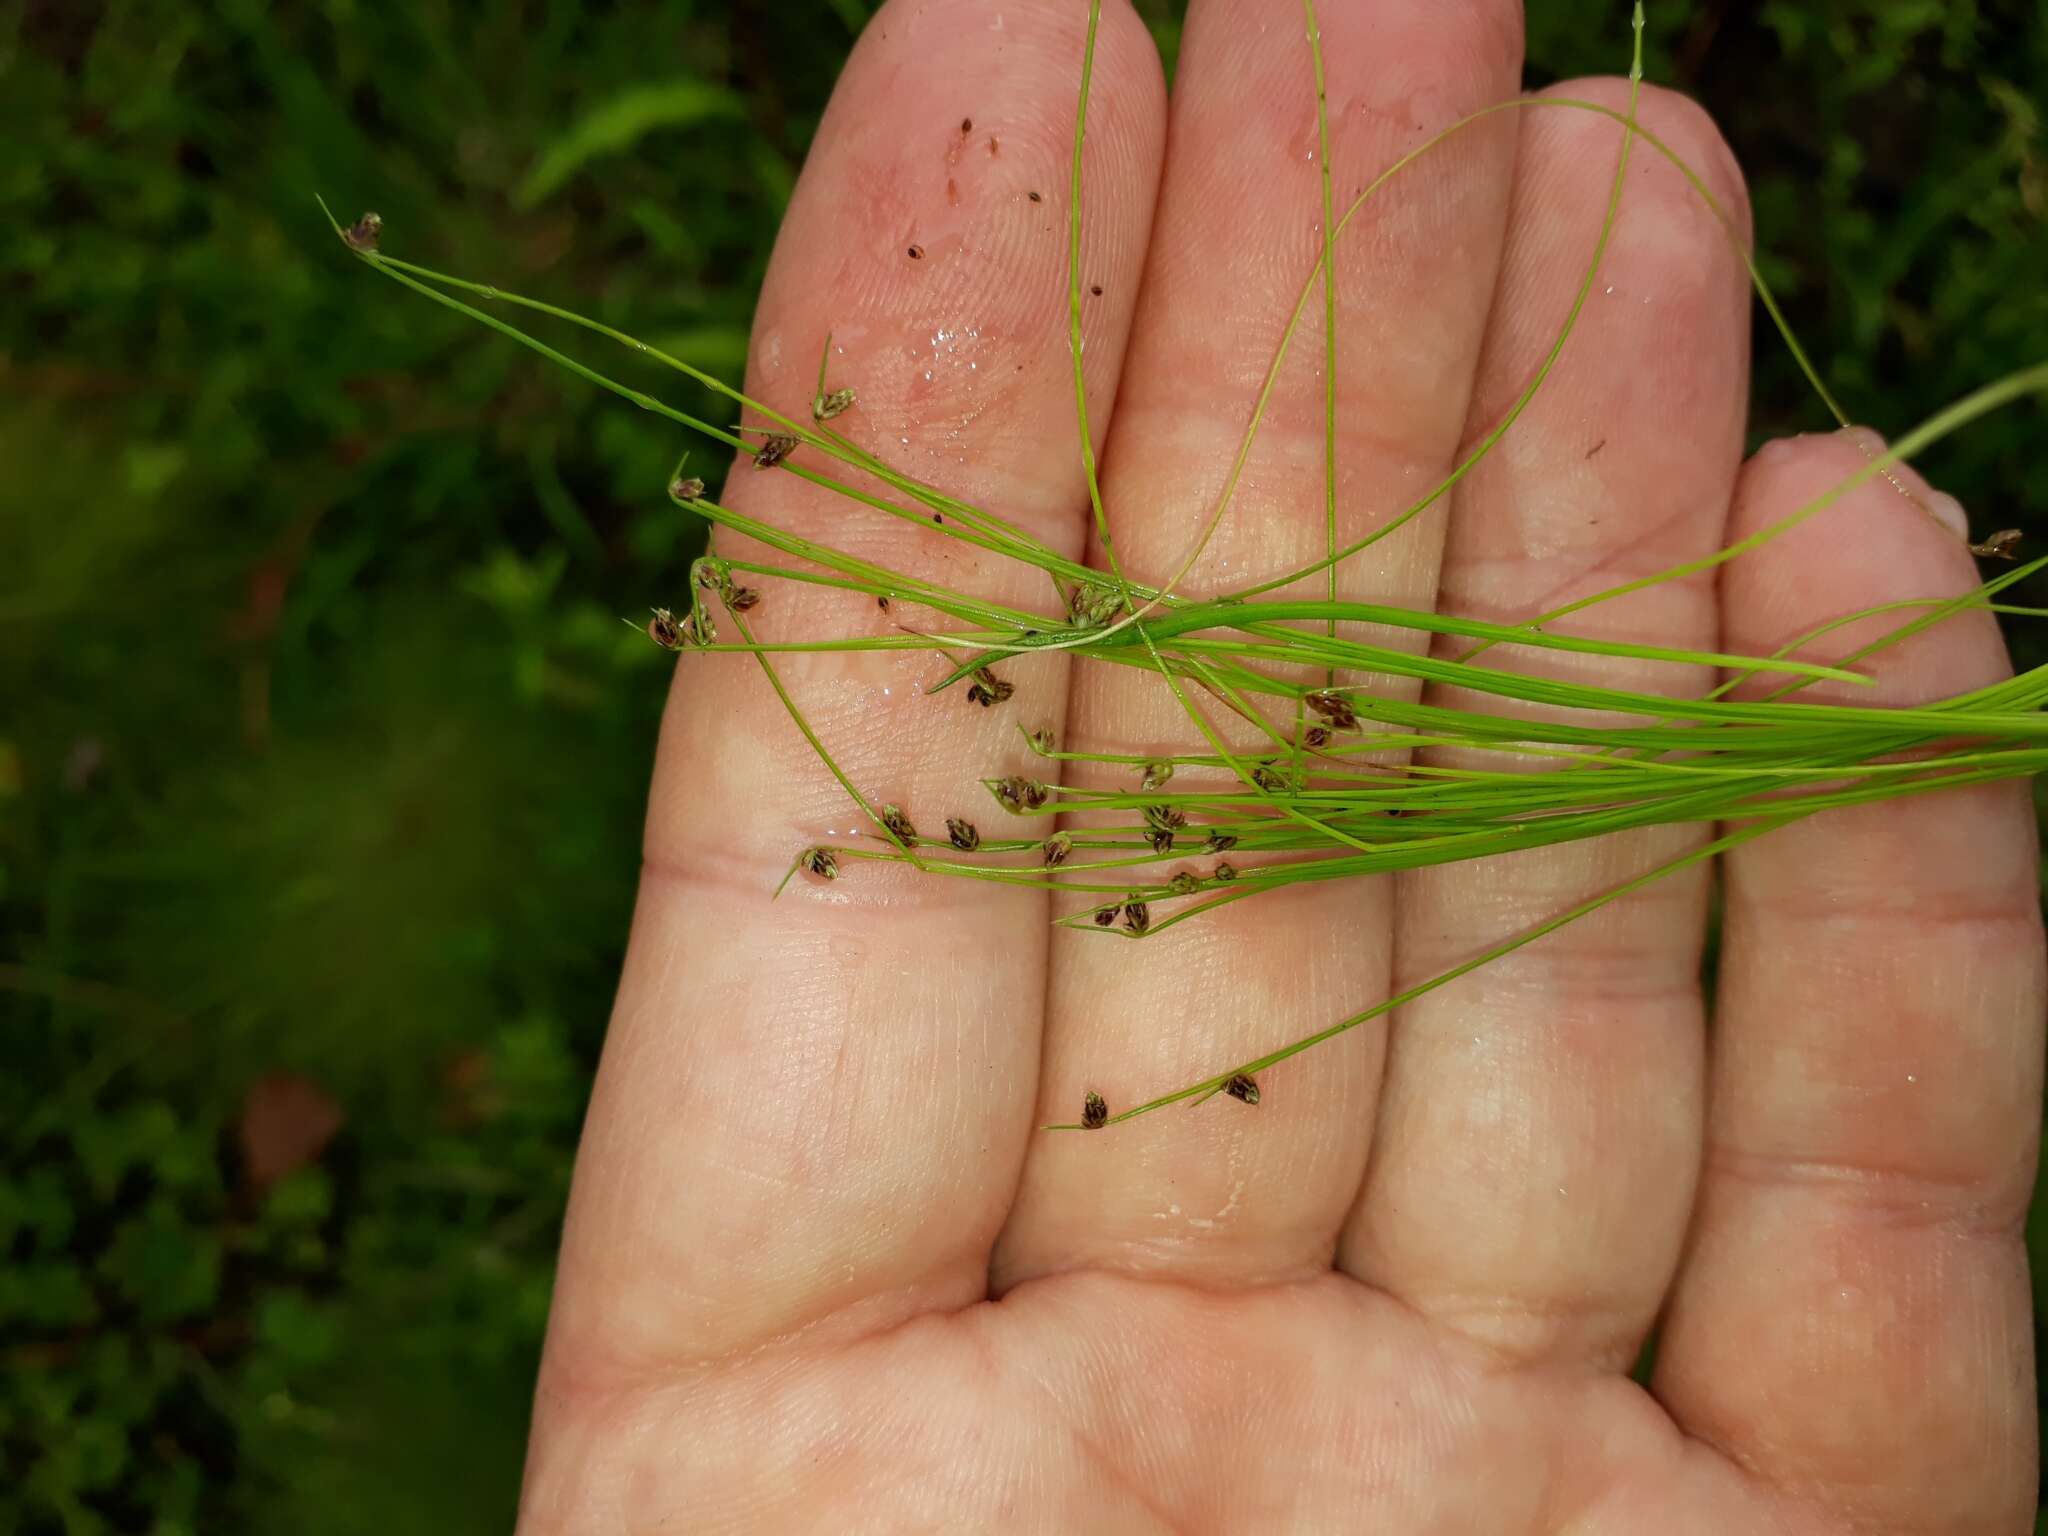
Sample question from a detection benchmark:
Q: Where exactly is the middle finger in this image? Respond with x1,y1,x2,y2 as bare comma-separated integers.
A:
996,0,1526,1290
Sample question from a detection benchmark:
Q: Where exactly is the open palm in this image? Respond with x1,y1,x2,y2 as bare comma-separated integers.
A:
517,3,2044,1530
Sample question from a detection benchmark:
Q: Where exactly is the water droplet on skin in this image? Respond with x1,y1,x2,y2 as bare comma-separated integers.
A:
1604,285,1614,295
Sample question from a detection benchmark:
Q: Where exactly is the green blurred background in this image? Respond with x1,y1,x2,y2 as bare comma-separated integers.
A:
3,1,2045,1530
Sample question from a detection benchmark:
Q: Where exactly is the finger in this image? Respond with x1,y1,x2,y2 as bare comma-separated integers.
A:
535,0,1168,1383
995,0,1525,1289
1338,83,1751,1370
1656,430,2044,1533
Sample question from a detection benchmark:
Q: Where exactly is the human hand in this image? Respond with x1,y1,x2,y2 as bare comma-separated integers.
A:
517,2,2044,1529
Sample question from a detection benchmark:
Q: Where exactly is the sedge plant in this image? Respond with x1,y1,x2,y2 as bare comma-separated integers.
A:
326,3,2048,1133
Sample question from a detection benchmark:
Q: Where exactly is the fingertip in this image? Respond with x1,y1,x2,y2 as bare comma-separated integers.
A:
1722,427,2008,703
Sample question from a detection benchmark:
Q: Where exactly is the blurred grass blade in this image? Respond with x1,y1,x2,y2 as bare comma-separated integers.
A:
517,80,744,209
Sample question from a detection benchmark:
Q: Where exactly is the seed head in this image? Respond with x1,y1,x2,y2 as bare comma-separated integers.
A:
1224,1073,1260,1106
646,607,684,650
753,433,798,469
343,211,383,252
1205,831,1238,854
670,475,707,503
1972,528,2023,560
694,558,729,591
681,607,717,647
1093,904,1120,928
1305,689,1359,730
1141,759,1174,790
727,586,761,611
1251,761,1288,793
946,817,981,852
1081,1091,1108,1130
879,804,918,847
966,666,1015,707
1213,860,1237,882
1167,871,1200,896
993,775,1049,814
1026,726,1057,756
1305,726,1331,749
813,386,857,422
1121,901,1151,936
1067,581,1122,629
1042,831,1073,868
1147,828,1175,855
798,847,839,881
877,594,891,611
1143,804,1187,834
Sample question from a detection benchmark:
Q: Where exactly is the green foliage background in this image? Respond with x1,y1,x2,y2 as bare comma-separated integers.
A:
3,1,2044,1530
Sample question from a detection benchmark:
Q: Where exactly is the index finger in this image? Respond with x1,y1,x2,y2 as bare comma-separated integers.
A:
531,0,1167,1394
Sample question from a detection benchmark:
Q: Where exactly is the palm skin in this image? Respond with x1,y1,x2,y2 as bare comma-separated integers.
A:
517,2,2045,1531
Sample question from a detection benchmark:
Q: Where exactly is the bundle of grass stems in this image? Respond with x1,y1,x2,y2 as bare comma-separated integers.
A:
329,4,2048,1133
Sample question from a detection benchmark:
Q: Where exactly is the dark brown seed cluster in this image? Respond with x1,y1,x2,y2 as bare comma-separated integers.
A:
1042,831,1073,868
1205,831,1238,854
1026,726,1057,755
1142,803,1186,854
646,607,684,650
966,667,1014,707
1213,860,1237,882
688,558,761,617
343,211,383,251
813,386,857,422
1081,1091,1108,1130
799,847,839,881
993,776,1050,814
1224,1073,1260,1106
1251,761,1287,793
1305,689,1359,730
1167,871,1200,896
1093,904,1120,928
879,804,918,847
1305,726,1331,749
1122,901,1150,936
946,817,981,852
753,433,799,469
